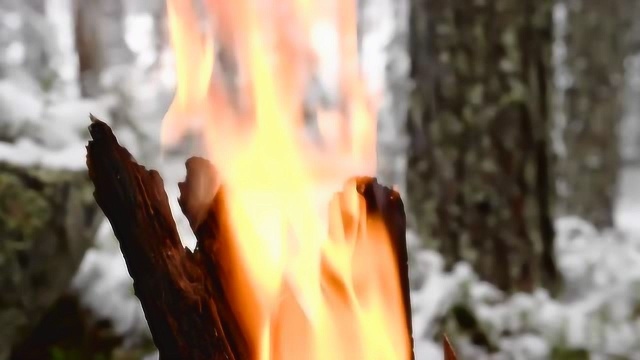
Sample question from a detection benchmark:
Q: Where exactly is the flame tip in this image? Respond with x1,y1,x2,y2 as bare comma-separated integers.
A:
161,0,407,357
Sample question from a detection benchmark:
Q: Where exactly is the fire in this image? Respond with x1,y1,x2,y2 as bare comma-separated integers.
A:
161,0,411,359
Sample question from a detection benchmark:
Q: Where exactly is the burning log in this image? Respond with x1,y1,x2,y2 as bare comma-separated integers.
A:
86,116,245,359
86,116,414,359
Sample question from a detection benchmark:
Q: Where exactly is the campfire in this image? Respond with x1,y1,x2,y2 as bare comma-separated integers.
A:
85,0,428,358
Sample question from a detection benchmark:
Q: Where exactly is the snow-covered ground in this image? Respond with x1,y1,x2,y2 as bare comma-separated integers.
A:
409,168,640,359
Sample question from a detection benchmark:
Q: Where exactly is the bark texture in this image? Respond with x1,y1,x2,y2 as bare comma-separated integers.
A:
87,118,245,360
0,0,55,84
407,0,559,293
555,0,633,227
359,0,411,197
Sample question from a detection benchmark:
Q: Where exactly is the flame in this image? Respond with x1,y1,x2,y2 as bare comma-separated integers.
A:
162,0,410,359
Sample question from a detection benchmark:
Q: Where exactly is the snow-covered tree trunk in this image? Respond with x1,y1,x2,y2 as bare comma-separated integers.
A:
554,0,633,228
359,0,411,197
0,0,76,98
73,0,130,97
123,0,166,71
20,0,49,84
406,0,559,293
0,0,52,85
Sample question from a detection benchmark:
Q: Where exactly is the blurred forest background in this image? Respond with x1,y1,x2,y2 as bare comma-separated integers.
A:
1,0,639,359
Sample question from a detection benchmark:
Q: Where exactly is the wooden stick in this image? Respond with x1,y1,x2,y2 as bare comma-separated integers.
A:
354,177,414,359
177,156,248,358
87,116,243,360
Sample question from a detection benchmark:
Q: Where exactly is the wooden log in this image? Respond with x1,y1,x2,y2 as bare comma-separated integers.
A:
86,116,243,360
86,115,414,359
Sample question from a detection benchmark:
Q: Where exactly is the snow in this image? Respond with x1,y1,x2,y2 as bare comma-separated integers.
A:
72,222,150,339
410,211,640,359
124,13,158,70
0,80,116,169
0,138,86,169
615,167,640,233
44,0,79,98
71,172,197,343
0,79,44,137
360,0,411,196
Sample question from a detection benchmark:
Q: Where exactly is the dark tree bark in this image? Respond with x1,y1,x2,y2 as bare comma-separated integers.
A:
555,0,634,228
86,117,414,359
407,0,559,293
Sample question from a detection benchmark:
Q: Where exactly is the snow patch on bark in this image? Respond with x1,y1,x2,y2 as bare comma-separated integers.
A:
359,0,411,196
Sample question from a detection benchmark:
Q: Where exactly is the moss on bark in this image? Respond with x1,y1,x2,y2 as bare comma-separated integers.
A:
407,0,559,293
0,163,100,359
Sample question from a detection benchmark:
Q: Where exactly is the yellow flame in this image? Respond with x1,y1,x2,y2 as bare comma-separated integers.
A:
162,0,410,359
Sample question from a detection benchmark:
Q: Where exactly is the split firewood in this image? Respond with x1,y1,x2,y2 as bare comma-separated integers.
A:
87,116,243,359
86,115,413,359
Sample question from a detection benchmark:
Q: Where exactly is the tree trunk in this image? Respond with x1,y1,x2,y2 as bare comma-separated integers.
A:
407,0,559,293
554,0,633,228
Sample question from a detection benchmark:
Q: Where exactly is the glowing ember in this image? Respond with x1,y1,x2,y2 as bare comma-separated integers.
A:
161,0,411,359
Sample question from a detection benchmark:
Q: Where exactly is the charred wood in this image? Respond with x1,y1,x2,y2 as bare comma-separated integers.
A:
86,116,413,359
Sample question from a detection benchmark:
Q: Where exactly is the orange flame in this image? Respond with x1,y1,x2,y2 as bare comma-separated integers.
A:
162,0,410,359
